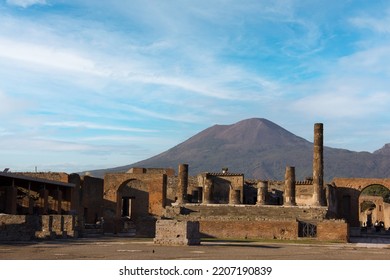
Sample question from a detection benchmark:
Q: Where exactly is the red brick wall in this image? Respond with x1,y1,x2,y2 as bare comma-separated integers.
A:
317,220,349,242
199,220,298,240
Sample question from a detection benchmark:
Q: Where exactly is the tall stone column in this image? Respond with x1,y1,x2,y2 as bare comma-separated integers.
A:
284,166,296,206
313,123,324,206
202,178,212,204
256,181,268,205
177,164,189,204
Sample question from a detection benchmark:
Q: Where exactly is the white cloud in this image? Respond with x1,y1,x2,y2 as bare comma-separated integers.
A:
44,121,157,133
350,10,390,34
0,90,29,116
6,0,47,8
292,90,390,119
0,37,105,76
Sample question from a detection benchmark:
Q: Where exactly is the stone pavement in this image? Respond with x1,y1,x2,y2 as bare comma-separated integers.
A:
1,237,390,260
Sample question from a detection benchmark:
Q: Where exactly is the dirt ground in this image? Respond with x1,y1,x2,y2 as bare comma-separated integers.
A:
1,237,390,260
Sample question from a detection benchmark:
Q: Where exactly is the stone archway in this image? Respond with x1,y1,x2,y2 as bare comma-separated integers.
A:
359,184,390,229
116,179,149,220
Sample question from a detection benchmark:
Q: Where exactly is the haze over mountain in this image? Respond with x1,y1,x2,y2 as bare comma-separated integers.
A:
86,118,390,181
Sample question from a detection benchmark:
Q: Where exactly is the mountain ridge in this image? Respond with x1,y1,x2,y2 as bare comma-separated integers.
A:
85,118,390,181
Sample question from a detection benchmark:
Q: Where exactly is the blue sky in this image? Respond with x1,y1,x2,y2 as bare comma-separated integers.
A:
1,0,390,173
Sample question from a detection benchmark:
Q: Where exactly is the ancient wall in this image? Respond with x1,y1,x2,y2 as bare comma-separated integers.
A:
199,220,298,240
165,204,329,221
332,178,390,227
0,214,77,241
127,167,175,176
154,219,200,245
102,173,167,234
316,220,349,242
295,182,315,206
81,175,104,224
197,173,244,204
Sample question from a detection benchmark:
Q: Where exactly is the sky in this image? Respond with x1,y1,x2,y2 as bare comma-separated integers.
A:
1,0,390,173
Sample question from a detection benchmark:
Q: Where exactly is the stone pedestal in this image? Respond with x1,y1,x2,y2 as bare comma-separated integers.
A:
154,220,200,245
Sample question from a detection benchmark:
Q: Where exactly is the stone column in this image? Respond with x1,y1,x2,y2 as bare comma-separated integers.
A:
256,181,268,205
177,164,188,204
202,178,213,204
229,189,241,204
313,123,324,206
284,166,296,206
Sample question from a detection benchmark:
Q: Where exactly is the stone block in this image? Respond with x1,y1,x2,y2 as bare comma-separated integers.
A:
154,219,200,245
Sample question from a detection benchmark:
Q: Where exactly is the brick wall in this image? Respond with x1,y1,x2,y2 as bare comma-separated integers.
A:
199,220,298,240
317,220,349,242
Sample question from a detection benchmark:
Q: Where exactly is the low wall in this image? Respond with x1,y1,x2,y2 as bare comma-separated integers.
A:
199,220,299,240
317,220,349,242
0,214,77,241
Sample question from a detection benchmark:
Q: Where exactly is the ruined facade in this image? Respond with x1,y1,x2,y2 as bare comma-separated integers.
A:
3,122,390,243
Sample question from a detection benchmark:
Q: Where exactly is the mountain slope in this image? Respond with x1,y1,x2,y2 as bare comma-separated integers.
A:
86,118,390,181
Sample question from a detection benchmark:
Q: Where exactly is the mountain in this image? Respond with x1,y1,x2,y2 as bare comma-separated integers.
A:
86,118,390,181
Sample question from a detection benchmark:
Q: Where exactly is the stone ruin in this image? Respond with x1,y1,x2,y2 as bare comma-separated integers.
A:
3,122,390,243
154,219,200,246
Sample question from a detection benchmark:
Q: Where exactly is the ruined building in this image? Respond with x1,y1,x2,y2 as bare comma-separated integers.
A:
1,123,390,242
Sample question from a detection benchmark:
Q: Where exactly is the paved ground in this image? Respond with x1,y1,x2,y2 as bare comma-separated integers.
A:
1,237,390,260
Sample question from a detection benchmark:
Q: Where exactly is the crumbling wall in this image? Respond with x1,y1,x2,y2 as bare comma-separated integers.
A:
0,214,77,241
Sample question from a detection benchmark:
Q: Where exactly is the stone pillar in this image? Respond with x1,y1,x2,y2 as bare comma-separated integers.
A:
69,173,81,215
56,190,62,214
177,164,188,204
202,178,213,204
284,166,296,206
42,189,49,214
6,184,17,214
229,189,241,204
313,123,324,206
256,181,268,205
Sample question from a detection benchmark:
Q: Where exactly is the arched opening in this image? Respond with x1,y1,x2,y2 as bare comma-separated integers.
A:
359,184,390,230
115,179,149,235
116,179,149,219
